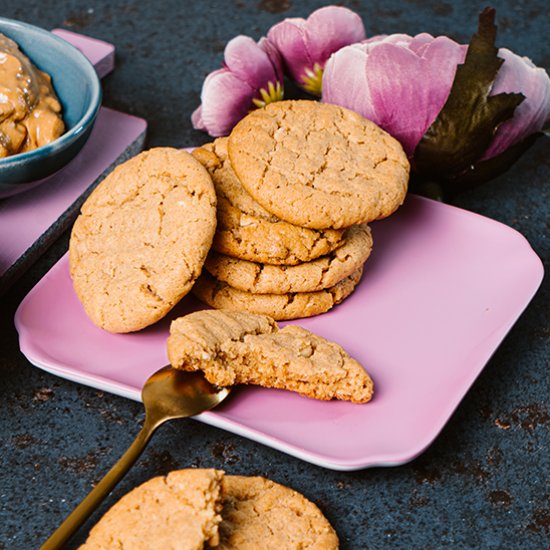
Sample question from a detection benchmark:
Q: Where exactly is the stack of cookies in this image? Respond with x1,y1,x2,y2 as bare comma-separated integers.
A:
192,100,409,320
68,100,408,333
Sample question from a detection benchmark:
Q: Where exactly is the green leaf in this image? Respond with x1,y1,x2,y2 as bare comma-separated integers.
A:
414,7,525,183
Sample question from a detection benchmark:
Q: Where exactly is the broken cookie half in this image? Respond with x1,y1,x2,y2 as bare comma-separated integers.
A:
167,309,373,404
79,469,224,550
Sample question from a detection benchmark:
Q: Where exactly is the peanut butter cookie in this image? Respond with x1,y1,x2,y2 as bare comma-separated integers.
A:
69,148,217,333
205,224,372,294
168,309,373,403
192,267,363,321
79,469,224,550
228,100,409,229
192,138,344,265
81,469,339,550
218,476,339,549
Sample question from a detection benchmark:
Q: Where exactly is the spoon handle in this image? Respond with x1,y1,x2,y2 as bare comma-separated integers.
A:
40,420,158,550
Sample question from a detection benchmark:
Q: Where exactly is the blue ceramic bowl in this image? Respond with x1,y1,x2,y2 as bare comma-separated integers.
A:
0,18,102,198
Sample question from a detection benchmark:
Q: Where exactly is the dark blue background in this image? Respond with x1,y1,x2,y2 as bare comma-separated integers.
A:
1,1,548,548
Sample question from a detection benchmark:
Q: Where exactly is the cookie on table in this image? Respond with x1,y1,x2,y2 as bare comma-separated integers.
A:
192,138,344,265
69,148,217,333
228,100,410,229
192,267,363,321
205,224,373,294
168,309,373,403
218,476,339,549
81,469,339,550
79,469,224,550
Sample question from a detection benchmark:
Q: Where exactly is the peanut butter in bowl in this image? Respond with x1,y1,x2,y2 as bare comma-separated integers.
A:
0,32,65,158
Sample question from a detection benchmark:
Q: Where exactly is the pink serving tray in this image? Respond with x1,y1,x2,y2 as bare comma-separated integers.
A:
15,195,543,470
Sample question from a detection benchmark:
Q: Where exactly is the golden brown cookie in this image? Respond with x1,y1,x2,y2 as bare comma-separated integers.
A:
168,309,373,403
69,148,217,333
79,469,224,550
192,267,362,321
205,224,372,294
192,138,344,265
218,476,339,549
168,309,278,373
228,100,410,229
80,469,339,550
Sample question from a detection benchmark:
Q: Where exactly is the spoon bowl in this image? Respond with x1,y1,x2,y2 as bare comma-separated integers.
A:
143,367,230,424
41,366,230,550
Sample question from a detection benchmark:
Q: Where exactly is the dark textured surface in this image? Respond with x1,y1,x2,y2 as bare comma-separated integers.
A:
1,1,549,548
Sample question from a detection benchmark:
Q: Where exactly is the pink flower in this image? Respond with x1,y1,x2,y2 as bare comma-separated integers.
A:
267,6,365,96
322,33,550,160
481,48,550,159
322,34,467,156
192,35,284,137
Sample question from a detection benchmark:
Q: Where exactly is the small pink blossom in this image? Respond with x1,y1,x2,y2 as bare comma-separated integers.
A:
322,33,550,160
192,35,283,137
482,48,550,159
267,6,365,96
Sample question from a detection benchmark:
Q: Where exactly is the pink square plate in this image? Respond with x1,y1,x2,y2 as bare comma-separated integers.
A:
14,194,543,470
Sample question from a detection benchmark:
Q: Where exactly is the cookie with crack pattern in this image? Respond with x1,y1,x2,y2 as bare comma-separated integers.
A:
69,148,217,333
228,100,409,229
192,138,344,265
205,224,372,294
218,476,339,549
80,470,339,550
192,267,363,321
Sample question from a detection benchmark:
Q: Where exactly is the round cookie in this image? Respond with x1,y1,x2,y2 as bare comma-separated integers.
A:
69,148,217,333
205,224,372,294
192,138,344,265
228,100,410,229
192,267,363,321
218,476,339,549
80,469,224,550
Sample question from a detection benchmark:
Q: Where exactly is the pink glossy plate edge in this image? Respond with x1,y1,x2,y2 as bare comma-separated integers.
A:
14,195,544,470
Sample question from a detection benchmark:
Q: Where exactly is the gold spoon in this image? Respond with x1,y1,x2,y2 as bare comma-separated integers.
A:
41,366,231,550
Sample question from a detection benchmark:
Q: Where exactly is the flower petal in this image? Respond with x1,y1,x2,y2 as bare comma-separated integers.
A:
363,34,414,48
224,35,279,90
409,33,436,54
268,6,365,89
366,36,466,155
198,68,255,137
363,34,387,44
305,6,366,65
267,18,312,83
322,45,374,120
191,105,205,131
483,48,550,158
259,37,284,82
